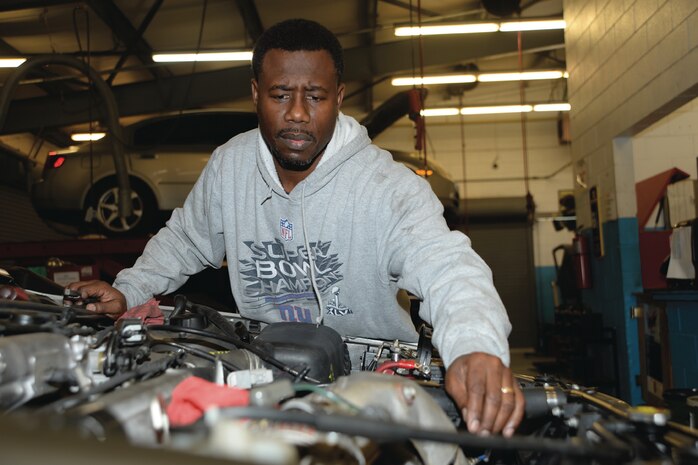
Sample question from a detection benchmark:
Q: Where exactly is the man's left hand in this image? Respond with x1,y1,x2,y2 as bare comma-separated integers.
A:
445,352,524,437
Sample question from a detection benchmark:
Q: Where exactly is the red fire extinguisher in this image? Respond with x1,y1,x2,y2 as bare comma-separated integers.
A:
572,234,592,289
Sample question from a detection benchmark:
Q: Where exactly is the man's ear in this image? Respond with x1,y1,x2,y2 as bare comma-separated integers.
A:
336,83,345,110
251,79,259,106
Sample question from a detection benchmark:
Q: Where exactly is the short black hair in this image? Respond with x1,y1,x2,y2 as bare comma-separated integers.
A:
252,19,344,83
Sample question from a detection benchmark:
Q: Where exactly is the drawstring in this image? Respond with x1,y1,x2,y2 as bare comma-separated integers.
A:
301,183,325,326
261,185,272,205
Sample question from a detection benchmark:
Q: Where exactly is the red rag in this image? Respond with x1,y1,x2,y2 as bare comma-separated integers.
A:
117,297,164,325
166,376,250,427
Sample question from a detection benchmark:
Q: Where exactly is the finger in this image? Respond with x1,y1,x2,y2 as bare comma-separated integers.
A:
68,280,105,298
66,280,96,295
503,381,526,438
86,300,123,315
465,359,487,434
445,362,469,414
478,361,504,435
66,280,95,290
76,281,120,303
492,368,517,434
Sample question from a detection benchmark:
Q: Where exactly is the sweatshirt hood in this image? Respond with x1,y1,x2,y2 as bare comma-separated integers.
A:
256,112,371,199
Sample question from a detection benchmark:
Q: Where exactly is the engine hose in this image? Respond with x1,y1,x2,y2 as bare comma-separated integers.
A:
376,360,417,374
188,301,242,336
48,352,181,412
0,299,114,326
149,340,243,371
147,323,321,384
522,387,567,418
0,298,71,314
216,407,630,461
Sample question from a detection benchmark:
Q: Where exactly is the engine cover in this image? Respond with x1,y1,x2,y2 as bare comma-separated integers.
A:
252,322,350,383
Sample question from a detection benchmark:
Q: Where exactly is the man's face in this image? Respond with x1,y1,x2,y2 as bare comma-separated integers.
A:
251,49,345,172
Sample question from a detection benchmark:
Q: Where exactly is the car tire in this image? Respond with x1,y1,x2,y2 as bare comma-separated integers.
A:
85,178,157,237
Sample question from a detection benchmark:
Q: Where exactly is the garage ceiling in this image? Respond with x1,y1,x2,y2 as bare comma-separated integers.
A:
0,0,565,147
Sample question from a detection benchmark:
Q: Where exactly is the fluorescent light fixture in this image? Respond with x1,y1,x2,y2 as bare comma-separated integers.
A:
395,23,499,36
71,132,106,142
392,70,567,86
0,58,26,68
392,75,477,86
461,105,532,115
395,18,565,36
152,51,253,63
421,103,570,116
533,103,571,112
499,19,567,31
478,70,567,81
420,108,460,117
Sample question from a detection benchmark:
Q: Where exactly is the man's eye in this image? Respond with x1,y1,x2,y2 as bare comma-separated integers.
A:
272,94,289,101
307,95,323,102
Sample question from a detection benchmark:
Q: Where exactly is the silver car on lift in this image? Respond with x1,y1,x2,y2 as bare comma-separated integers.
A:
31,110,458,237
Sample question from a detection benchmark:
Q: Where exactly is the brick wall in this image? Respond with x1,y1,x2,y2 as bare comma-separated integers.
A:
566,0,698,223
564,0,698,403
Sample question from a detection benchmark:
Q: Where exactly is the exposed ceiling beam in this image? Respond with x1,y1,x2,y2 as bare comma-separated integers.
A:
0,38,69,95
234,0,264,43
0,38,73,144
106,0,164,85
0,30,564,134
359,0,378,112
0,0,74,11
34,127,73,147
85,0,170,81
345,30,564,80
379,0,440,17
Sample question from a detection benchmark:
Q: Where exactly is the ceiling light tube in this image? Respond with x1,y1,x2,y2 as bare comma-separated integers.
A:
461,105,532,115
395,23,499,36
392,70,566,86
533,103,571,112
421,103,570,117
392,75,477,86
420,108,460,117
395,18,565,37
0,58,26,68
71,132,106,142
152,51,253,63
478,70,567,81
499,19,566,31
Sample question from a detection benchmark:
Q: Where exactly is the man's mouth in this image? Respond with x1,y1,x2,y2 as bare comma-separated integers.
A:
278,129,315,150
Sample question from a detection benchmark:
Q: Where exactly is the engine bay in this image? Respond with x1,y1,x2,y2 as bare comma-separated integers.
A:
0,268,697,465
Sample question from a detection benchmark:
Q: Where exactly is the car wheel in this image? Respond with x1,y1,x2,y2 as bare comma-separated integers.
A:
86,180,157,237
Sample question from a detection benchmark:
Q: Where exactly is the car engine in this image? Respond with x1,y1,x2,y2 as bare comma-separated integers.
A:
0,269,697,465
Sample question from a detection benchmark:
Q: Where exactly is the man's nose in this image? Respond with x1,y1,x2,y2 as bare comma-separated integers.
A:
285,95,310,123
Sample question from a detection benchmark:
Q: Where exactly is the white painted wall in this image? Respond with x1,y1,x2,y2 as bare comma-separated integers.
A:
374,116,575,266
633,96,698,183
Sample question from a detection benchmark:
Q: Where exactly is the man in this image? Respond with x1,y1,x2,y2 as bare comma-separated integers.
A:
70,18,524,437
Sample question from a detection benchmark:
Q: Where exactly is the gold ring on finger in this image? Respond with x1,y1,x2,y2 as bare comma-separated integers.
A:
500,386,514,394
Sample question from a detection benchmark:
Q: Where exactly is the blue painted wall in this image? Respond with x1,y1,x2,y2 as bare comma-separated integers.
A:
581,217,643,405
664,299,698,388
535,266,557,326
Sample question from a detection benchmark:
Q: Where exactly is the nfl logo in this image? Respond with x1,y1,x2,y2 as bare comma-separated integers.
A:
280,218,293,241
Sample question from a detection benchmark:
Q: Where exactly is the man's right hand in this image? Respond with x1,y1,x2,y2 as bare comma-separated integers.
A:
66,280,127,317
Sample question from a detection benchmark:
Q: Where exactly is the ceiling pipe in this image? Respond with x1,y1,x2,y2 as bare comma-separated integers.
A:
0,54,132,218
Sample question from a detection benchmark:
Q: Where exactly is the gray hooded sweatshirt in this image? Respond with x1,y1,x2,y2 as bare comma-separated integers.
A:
114,113,512,367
